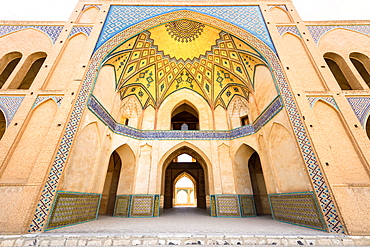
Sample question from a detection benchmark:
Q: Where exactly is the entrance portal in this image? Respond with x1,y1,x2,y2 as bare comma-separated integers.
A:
164,153,206,209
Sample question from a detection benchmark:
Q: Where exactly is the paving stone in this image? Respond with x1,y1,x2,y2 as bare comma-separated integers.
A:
112,239,130,246
87,240,102,246
38,240,50,246
50,239,66,246
167,239,181,245
143,239,158,245
23,239,38,246
102,239,112,246
78,239,87,246
0,240,15,247
316,238,334,245
65,239,79,246
13,239,23,246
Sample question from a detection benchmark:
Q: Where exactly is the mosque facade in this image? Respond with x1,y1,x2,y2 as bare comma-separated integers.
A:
0,0,370,235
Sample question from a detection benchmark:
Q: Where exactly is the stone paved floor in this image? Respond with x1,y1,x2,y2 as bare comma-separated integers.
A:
48,207,337,236
1,208,370,246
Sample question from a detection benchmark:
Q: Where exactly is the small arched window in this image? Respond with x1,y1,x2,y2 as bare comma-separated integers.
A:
171,103,199,130
324,57,352,90
0,110,6,140
18,56,46,89
349,53,370,87
0,52,22,88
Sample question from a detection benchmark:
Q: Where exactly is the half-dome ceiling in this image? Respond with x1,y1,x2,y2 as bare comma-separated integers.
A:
102,19,268,110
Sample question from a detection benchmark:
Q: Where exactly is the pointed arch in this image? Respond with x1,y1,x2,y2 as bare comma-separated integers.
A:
0,99,57,183
8,52,47,89
268,122,312,193
77,7,99,24
59,121,101,192
324,52,356,90
44,33,87,90
349,52,370,87
270,6,292,24
0,52,22,88
158,141,213,194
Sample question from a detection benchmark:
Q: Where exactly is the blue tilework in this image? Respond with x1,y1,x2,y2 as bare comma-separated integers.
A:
0,25,63,44
69,26,93,38
308,97,338,110
347,97,370,127
276,25,301,37
307,25,370,44
28,11,343,233
0,96,24,127
33,96,63,108
82,5,101,11
96,5,275,52
88,95,283,140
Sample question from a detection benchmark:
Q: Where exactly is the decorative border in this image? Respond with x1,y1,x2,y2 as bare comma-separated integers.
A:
96,5,275,52
269,191,326,231
45,191,101,231
215,195,241,217
346,97,370,127
0,96,25,126
33,96,63,108
307,25,370,45
276,25,301,37
69,26,94,38
307,96,338,110
29,10,344,233
0,25,63,44
88,95,282,140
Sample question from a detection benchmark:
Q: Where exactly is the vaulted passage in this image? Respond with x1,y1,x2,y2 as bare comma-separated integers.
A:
164,153,206,209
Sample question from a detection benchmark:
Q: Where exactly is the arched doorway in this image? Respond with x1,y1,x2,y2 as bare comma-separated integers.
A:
248,152,270,215
99,151,122,215
171,103,199,130
162,146,208,210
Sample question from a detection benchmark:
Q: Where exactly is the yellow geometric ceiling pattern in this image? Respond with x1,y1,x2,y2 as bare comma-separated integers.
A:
101,20,268,110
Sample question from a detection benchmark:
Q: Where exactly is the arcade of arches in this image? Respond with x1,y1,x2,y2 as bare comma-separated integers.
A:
1,0,370,237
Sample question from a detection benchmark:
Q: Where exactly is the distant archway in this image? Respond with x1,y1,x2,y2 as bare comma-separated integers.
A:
174,171,196,207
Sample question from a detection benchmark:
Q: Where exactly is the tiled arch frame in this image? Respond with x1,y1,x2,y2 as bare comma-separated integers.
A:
28,10,344,233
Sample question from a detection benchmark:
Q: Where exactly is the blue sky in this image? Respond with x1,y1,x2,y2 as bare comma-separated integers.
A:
0,0,369,21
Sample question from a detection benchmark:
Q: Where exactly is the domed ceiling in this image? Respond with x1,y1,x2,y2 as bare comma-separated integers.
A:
101,19,268,109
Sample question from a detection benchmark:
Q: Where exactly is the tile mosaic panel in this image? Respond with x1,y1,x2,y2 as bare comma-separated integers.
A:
307,25,370,44
239,195,256,217
0,96,24,126
29,10,343,233
269,192,326,231
88,95,282,140
96,6,275,51
114,195,131,217
45,191,101,230
153,195,160,217
69,26,94,38
346,97,370,127
216,195,240,217
210,195,217,217
33,96,63,108
0,25,63,44
130,195,154,217
307,96,338,110
276,25,301,37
